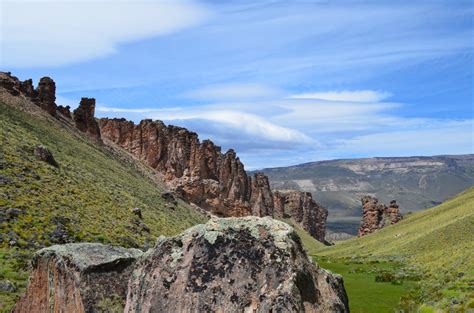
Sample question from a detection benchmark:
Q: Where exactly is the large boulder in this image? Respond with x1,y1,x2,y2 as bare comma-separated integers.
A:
125,217,349,312
14,243,143,313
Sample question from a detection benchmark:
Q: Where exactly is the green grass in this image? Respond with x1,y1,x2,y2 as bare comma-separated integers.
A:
314,258,418,313
0,101,208,311
313,188,474,311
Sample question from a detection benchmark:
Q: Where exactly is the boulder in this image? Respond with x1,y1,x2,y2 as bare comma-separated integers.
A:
125,217,349,312
33,145,59,168
13,243,143,313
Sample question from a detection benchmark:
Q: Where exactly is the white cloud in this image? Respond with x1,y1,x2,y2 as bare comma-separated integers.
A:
96,105,313,147
288,90,391,102
186,83,280,100
0,0,211,67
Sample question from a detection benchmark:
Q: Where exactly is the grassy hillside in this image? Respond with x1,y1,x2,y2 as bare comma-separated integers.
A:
0,100,208,311
313,188,474,311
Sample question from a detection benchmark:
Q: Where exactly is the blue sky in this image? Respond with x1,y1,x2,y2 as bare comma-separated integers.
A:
1,0,473,169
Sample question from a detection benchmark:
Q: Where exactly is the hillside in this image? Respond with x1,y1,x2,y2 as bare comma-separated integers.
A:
313,187,474,311
0,97,207,311
259,156,474,235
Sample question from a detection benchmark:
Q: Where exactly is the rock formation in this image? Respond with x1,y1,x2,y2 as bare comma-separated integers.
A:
0,71,329,243
125,217,348,312
73,98,102,141
386,200,403,225
14,243,143,313
36,77,57,115
358,196,402,236
99,118,328,242
15,218,349,312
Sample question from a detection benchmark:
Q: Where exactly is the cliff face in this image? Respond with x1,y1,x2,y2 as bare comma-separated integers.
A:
358,196,402,236
99,118,329,242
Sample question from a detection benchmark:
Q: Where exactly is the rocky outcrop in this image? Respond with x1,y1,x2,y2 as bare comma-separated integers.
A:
0,71,329,243
99,118,328,242
126,217,348,312
14,243,143,313
386,200,403,225
15,218,348,312
358,196,402,236
279,191,329,243
73,98,102,141
36,77,57,115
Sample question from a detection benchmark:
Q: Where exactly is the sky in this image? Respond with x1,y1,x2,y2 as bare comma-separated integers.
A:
1,0,473,170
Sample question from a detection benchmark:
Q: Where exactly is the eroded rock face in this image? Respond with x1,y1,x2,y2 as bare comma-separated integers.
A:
358,196,402,236
73,98,102,141
0,72,55,115
125,217,349,312
99,118,329,242
36,77,57,115
283,191,328,243
14,243,143,313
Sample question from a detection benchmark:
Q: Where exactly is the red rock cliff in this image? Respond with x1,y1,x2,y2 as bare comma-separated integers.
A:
99,118,329,242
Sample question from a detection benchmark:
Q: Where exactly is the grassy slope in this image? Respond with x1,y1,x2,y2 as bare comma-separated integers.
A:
0,101,207,310
314,188,474,311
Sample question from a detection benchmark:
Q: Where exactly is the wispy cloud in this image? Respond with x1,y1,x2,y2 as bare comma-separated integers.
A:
186,83,280,100
288,90,391,102
0,0,211,67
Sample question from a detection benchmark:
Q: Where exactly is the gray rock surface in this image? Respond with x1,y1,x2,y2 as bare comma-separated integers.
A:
14,243,143,313
125,217,349,312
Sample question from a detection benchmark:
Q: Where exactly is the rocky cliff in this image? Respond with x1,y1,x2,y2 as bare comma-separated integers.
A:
358,196,402,236
14,217,349,313
0,71,329,243
99,118,328,242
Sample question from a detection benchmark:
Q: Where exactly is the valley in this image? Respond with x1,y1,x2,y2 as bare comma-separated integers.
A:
259,156,474,236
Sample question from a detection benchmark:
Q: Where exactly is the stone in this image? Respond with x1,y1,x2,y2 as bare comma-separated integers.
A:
358,196,403,236
13,243,143,313
0,280,17,293
160,191,178,205
0,72,21,95
57,105,72,119
36,77,57,115
33,145,59,168
5,208,22,221
125,217,349,312
132,207,143,219
73,98,102,142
